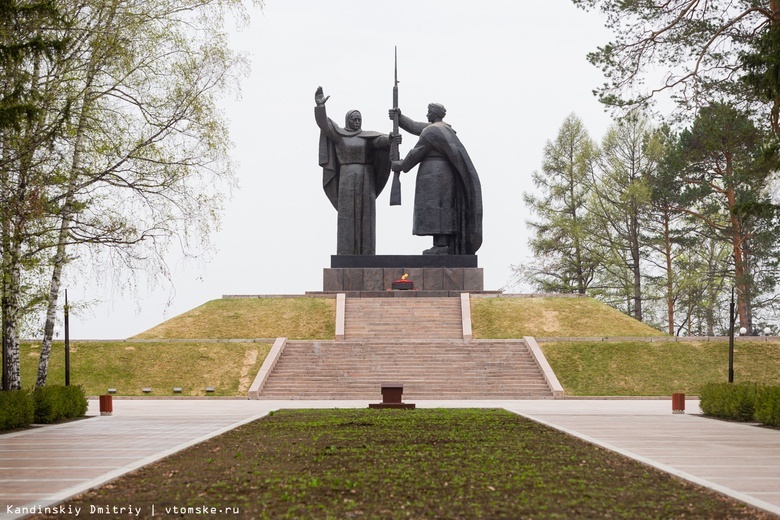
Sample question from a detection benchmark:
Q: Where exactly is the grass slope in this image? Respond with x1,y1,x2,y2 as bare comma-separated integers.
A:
21,341,269,396
30,409,771,520
471,296,664,338
133,297,336,340
542,340,780,396
18,295,777,396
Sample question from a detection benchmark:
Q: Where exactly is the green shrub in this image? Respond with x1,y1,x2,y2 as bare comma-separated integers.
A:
60,385,88,417
699,382,760,422
32,385,88,424
0,389,34,431
32,386,57,423
754,386,780,427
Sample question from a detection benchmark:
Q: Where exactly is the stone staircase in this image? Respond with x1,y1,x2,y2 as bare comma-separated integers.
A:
258,339,553,399
344,297,463,340
256,296,555,400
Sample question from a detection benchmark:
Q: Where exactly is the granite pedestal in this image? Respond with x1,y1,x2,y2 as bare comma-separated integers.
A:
323,255,483,292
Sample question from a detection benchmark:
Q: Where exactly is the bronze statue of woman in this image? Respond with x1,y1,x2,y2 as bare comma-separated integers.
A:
315,86,392,255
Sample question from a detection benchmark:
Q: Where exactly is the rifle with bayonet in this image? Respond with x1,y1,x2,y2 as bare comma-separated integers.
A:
389,46,402,206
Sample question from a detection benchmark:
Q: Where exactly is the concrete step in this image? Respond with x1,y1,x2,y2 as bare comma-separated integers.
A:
255,297,554,400
259,338,553,399
259,388,553,399
344,297,463,340
262,382,551,387
264,375,548,381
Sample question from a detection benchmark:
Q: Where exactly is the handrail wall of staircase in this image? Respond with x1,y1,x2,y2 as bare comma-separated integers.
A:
248,337,287,399
524,336,565,399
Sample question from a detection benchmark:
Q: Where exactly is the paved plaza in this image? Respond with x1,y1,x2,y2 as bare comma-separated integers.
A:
1,399,778,519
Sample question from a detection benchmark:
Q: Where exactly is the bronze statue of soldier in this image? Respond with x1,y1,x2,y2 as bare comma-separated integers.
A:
389,103,483,255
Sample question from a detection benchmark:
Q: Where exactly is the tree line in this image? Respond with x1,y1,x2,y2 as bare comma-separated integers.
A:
519,0,780,336
1,0,258,391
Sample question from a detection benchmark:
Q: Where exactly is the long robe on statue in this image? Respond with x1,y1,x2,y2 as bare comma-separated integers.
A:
316,106,391,255
398,121,483,254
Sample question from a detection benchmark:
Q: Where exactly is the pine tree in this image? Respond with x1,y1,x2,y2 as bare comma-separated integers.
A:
573,0,780,133
672,103,779,334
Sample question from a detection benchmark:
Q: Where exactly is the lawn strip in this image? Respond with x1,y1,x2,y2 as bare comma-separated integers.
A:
30,409,773,519
470,296,664,338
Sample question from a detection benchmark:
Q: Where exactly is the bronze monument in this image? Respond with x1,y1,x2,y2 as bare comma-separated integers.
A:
315,86,392,255
389,104,483,255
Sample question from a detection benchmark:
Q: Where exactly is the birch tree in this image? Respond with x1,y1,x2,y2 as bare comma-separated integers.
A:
2,0,258,389
35,0,251,387
1,0,67,390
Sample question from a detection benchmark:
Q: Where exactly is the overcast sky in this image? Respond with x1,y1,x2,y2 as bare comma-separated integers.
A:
67,0,616,338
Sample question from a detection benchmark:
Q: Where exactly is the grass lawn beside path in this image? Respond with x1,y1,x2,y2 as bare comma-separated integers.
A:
17,296,780,397
30,409,774,520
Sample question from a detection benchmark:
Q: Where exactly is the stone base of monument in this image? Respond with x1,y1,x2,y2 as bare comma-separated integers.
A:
323,255,483,292
331,255,478,268
324,267,483,292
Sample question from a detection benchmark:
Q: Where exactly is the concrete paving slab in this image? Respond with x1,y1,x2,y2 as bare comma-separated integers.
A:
503,400,780,518
5,469,113,480
1,400,269,520
1,399,778,519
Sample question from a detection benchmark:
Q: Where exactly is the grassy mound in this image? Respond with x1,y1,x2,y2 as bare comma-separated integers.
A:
471,296,664,338
21,341,269,396
541,340,780,396
133,297,336,340
19,295,775,397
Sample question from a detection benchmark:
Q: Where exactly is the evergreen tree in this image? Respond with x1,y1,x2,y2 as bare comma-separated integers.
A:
671,102,779,334
588,112,655,321
674,238,730,336
521,114,599,294
573,0,780,133
741,9,780,134
644,125,691,335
